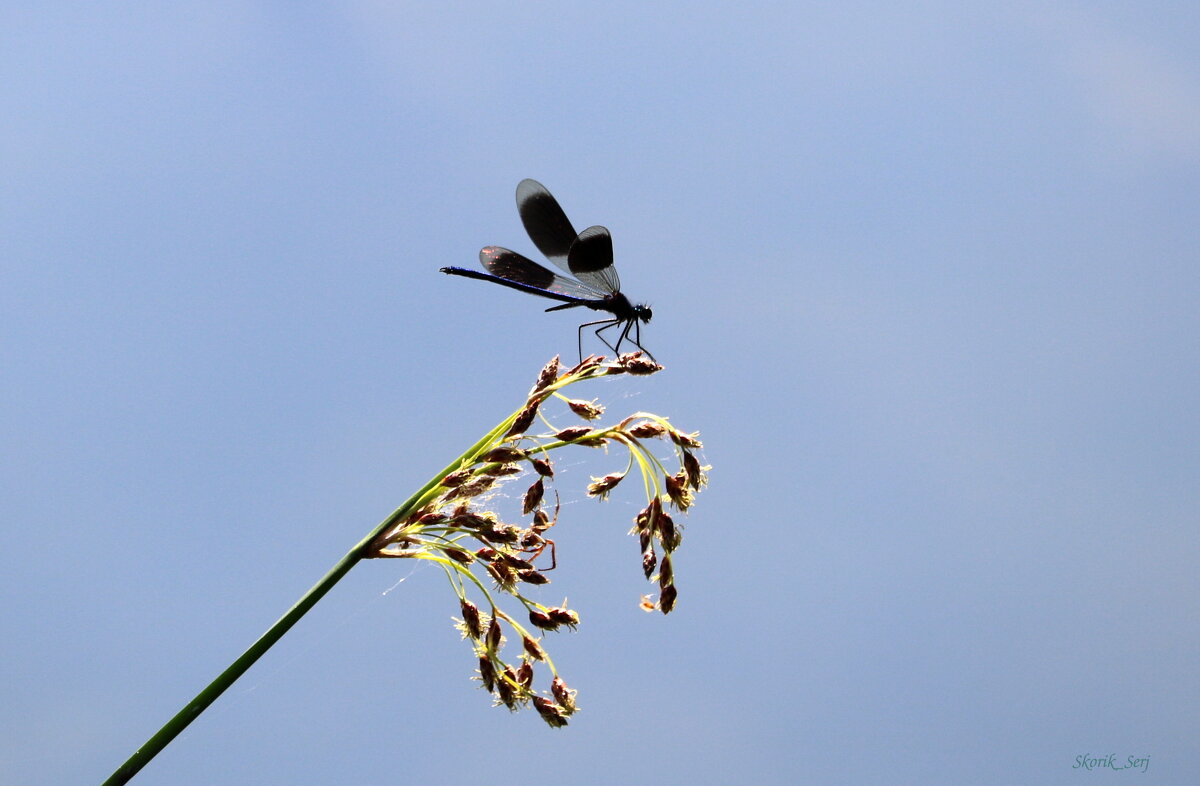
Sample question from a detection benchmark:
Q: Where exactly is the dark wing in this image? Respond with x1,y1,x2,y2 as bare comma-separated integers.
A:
568,226,621,294
480,247,608,300
516,179,577,271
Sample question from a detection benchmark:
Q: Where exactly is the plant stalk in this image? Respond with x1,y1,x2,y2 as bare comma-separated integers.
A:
103,416,514,784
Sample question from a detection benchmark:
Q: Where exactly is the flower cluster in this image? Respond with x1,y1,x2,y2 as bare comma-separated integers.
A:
364,353,709,726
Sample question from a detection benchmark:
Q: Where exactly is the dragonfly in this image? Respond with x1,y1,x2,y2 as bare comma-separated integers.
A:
440,179,655,363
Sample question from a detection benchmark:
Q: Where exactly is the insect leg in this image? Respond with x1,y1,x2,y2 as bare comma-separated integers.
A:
576,318,621,361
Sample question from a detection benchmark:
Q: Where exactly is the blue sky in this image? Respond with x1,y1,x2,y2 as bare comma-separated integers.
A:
3,3,1198,784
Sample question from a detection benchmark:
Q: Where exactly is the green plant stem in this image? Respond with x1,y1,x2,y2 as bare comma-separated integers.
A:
103,415,515,785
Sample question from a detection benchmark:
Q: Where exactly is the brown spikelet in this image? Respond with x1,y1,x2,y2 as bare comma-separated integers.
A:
506,403,539,437
551,677,578,714
481,463,522,477
448,475,495,500
642,549,657,579
682,450,707,487
554,426,593,442
497,667,519,709
486,617,503,652
670,429,703,449
658,554,674,586
522,636,547,661
659,583,678,614
627,420,667,439
533,696,569,727
445,546,475,565
664,472,693,511
586,472,625,499
523,478,545,514
547,607,580,629
529,456,554,477
478,656,496,692
460,599,483,639
518,568,550,585
440,469,472,488
479,446,528,463
567,398,605,420
617,353,661,375
530,356,561,396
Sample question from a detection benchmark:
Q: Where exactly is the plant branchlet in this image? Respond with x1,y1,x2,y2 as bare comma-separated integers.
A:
365,353,709,725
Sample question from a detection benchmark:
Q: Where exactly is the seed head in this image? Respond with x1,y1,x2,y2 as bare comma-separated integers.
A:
497,666,519,709
530,356,561,396
635,497,663,534
529,456,554,477
518,568,550,585
478,655,496,692
618,353,661,375
551,676,578,715
547,606,580,629
682,451,708,488
656,511,681,551
627,420,667,439
642,549,657,579
522,478,545,514
486,617,503,652
448,475,495,500
486,561,518,590
506,402,539,437
451,510,496,531
658,553,674,586
664,472,694,511
528,609,557,630
554,426,593,442
567,398,605,420
659,583,678,614
440,469,472,488
444,546,475,565
497,553,535,571
586,472,625,500
533,696,569,728
669,429,703,450
522,636,547,662
459,599,484,639
481,462,522,477
479,446,528,463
